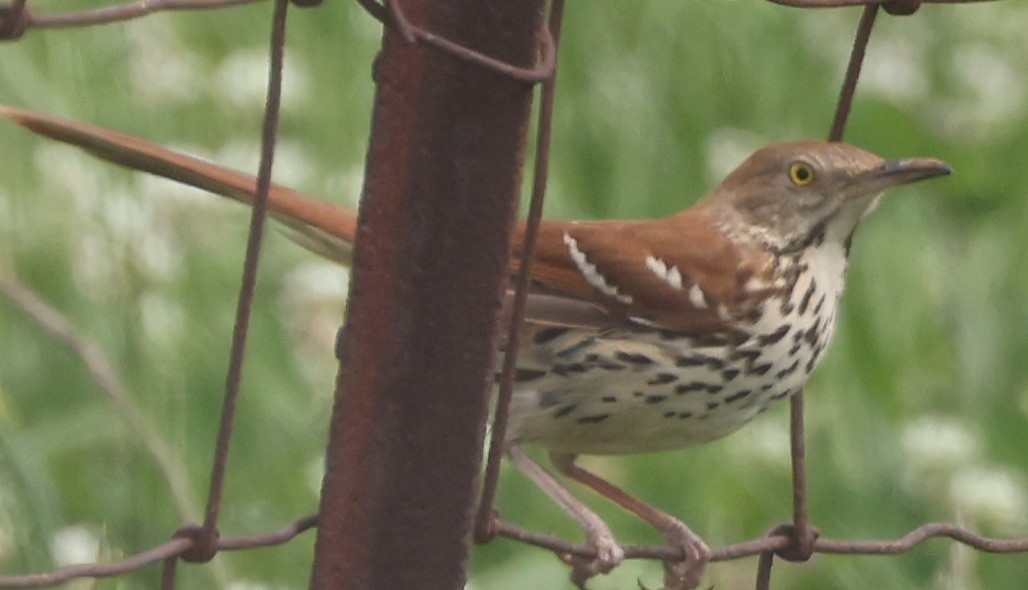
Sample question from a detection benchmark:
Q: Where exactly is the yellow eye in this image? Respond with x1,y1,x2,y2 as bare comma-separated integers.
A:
789,162,815,186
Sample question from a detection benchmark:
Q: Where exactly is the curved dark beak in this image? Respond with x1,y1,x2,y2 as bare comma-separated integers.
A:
864,157,952,191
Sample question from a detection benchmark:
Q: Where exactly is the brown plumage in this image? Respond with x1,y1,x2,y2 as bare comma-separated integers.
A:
0,104,952,452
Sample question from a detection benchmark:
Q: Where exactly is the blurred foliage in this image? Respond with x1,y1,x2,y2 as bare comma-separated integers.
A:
0,1,1026,589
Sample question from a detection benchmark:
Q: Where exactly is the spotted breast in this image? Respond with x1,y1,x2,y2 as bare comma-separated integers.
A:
505,227,845,455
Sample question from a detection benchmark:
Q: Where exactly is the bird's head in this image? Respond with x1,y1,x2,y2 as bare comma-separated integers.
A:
698,140,951,253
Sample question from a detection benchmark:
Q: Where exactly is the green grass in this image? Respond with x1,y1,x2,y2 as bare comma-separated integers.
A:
1,1,1026,589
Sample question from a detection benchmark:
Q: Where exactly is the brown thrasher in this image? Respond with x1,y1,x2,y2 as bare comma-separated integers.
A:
0,106,950,589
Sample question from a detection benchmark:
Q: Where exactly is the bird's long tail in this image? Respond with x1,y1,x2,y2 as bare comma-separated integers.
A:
0,105,358,264
1,105,619,329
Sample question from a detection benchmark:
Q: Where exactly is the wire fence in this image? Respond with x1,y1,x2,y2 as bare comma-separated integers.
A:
0,0,1025,589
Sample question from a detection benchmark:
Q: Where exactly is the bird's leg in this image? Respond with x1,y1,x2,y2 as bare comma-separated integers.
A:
549,452,710,590
507,444,624,587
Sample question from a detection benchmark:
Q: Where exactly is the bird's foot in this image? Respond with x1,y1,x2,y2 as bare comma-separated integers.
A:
560,533,625,589
659,525,710,590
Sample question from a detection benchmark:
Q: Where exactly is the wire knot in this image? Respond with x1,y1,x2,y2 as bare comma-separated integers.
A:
884,0,922,16
173,524,220,564
769,523,820,563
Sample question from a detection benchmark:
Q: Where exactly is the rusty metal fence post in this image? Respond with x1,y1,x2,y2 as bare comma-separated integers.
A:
308,2,548,589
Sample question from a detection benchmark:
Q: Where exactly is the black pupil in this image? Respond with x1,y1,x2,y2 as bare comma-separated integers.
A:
795,166,810,181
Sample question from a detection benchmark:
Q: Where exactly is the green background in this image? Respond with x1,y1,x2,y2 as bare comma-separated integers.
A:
1,1,1026,589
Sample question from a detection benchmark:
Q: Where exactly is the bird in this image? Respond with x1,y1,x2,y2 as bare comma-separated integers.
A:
0,105,951,589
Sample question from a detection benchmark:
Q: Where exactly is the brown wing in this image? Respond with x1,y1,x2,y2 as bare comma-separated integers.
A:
512,212,780,334
0,105,358,263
